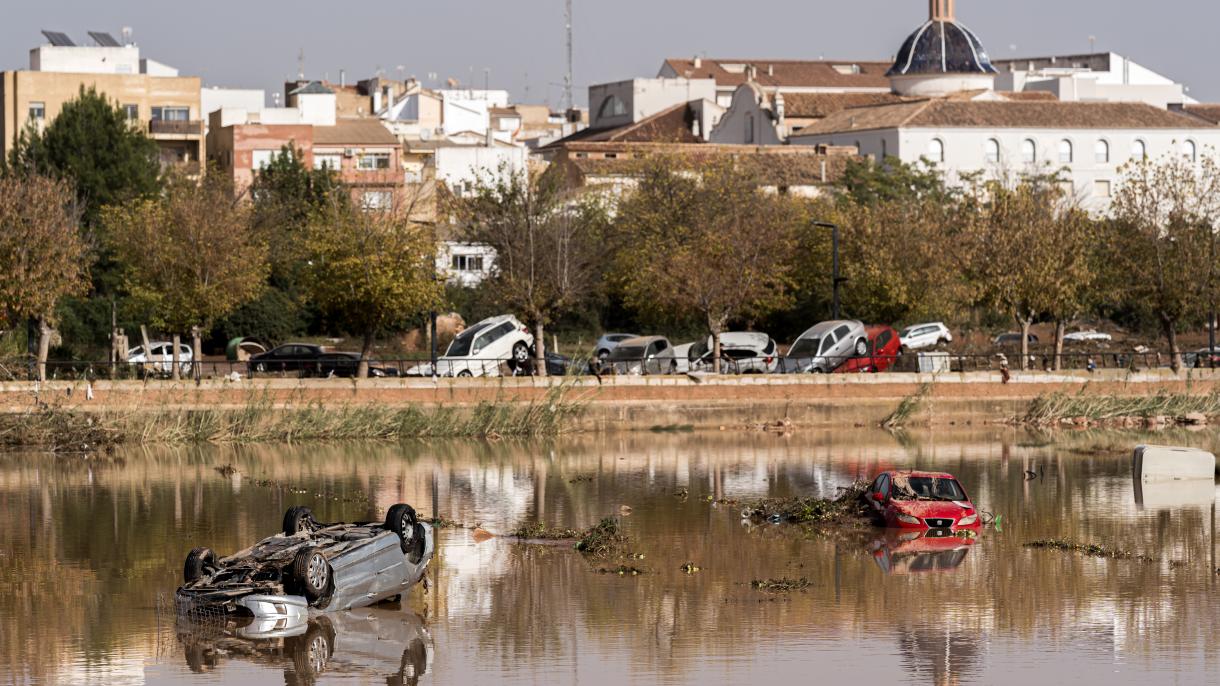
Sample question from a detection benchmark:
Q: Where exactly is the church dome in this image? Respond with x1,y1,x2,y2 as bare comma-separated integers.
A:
887,1,997,96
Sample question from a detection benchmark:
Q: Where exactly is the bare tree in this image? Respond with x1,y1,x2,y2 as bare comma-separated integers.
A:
103,171,268,380
452,168,609,376
0,174,89,380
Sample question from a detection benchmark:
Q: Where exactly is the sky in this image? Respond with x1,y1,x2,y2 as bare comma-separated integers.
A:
2,0,1217,106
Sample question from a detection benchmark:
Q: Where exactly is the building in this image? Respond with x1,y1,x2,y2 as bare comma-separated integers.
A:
1,31,203,173
659,57,892,107
787,1,1220,211
993,53,1192,108
711,86,911,145
544,141,855,198
207,82,404,209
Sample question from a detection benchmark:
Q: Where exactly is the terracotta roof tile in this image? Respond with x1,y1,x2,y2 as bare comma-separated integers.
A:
544,103,700,148
312,118,399,145
663,58,892,90
553,142,854,187
1182,104,1220,124
780,92,914,118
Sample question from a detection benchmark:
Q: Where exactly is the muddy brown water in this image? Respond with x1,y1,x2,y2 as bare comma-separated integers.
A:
1,428,1217,685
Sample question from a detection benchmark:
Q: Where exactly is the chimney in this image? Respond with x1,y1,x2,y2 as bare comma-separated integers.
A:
768,64,774,77
693,55,702,69
930,0,955,21
339,69,346,87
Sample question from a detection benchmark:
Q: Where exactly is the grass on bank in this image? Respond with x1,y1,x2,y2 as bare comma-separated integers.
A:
1024,389,1220,424
0,385,585,449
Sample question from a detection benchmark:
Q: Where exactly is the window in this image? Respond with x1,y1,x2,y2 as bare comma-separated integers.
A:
1132,139,1147,161
151,106,190,121
1183,139,1197,162
356,152,392,171
745,113,754,144
1058,139,1073,164
28,102,45,120
361,190,392,210
879,139,888,162
1022,138,1037,164
313,153,342,170
984,138,1000,164
1094,139,1110,163
596,95,627,119
451,254,485,272
1094,180,1112,198
123,104,138,120
251,149,276,170
927,138,945,164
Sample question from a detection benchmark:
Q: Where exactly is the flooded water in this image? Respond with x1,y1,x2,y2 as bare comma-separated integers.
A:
1,428,1217,685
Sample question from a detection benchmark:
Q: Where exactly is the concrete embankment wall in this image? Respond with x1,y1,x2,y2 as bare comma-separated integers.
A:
3,369,1217,431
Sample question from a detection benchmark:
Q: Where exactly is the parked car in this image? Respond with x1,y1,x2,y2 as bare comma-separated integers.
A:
899,322,952,351
863,471,983,532
435,315,534,378
127,342,193,377
994,332,1039,346
836,325,902,374
1185,347,1220,368
515,351,591,377
248,343,327,376
869,529,976,576
781,320,868,373
176,504,433,620
1063,329,1113,343
593,333,640,364
606,336,679,375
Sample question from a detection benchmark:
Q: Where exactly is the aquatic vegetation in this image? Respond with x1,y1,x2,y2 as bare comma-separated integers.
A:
574,518,628,558
1024,390,1220,426
509,523,582,540
740,480,872,525
882,383,932,429
750,577,810,593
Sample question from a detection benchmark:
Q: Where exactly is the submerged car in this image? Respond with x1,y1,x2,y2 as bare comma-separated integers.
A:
863,471,982,532
176,504,433,620
870,529,976,576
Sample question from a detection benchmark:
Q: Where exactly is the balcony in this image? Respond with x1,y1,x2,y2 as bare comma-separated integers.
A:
148,119,202,138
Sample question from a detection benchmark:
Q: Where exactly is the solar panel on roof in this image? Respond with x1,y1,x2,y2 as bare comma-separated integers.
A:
41,30,76,47
88,31,121,47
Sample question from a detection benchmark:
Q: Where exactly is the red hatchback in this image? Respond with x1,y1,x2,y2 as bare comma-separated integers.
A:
834,325,901,374
864,470,983,531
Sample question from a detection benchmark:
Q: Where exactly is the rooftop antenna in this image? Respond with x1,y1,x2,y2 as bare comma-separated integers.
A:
484,67,490,94
1088,35,1097,53
297,48,305,80
121,26,133,45
524,71,530,102
563,0,574,111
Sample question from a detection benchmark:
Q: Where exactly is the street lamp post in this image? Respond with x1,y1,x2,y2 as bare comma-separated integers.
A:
812,221,846,319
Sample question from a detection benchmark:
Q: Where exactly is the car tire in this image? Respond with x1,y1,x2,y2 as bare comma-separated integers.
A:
855,339,868,357
283,506,315,536
457,370,473,378
290,548,331,602
183,547,217,584
938,338,949,346
406,523,428,564
509,342,530,370
254,362,267,373
385,503,417,536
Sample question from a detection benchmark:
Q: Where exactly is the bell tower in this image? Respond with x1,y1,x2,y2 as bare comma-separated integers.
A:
929,0,955,21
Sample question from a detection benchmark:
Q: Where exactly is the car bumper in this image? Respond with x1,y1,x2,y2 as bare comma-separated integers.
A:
237,594,310,621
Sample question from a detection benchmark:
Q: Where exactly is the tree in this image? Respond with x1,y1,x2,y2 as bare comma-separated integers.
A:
103,171,268,379
6,86,161,229
837,156,953,208
1108,153,1220,371
302,199,443,378
0,175,90,380
613,159,804,372
453,169,609,376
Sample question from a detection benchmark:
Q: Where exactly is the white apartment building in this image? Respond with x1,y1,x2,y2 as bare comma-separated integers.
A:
993,52,1193,109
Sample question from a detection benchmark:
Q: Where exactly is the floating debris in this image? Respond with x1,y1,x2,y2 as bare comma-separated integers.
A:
214,464,238,477
750,577,810,593
568,475,595,483
598,565,644,576
740,481,872,525
427,516,468,529
680,562,701,574
1024,539,1157,563
574,518,628,558
510,523,581,540
673,488,689,499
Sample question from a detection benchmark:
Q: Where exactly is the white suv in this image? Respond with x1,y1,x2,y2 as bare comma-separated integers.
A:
437,315,534,377
899,322,952,351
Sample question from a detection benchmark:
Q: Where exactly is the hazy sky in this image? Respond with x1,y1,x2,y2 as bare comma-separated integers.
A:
3,0,1217,106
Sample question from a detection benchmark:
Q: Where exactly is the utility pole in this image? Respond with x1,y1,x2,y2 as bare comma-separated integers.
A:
563,0,574,111
812,221,846,319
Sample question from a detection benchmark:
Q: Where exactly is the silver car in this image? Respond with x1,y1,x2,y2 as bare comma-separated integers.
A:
176,504,433,621
782,320,868,373
606,335,679,375
593,333,639,363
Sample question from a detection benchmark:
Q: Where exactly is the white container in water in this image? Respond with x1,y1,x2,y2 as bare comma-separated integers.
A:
1132,445,1217,482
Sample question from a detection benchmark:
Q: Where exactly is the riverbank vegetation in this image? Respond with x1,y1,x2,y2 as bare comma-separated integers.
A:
0,386,584,449
1024,389,1220,425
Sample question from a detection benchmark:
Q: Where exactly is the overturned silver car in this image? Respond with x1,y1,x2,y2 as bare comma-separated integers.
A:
176,504,433,620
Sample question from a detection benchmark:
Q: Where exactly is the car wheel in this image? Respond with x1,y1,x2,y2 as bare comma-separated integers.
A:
511,342,530,369
254,362,267,373
385,503,417,537
457,370,473,378
283,506,315,536
855,339,868,357
183,547,217,584
938,338,949,346
406,523,428,564
291,548,331,601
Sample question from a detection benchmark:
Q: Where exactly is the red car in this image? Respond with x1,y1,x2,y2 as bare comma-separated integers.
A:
870,529,976,576
834,325,901,374
864,470,983,531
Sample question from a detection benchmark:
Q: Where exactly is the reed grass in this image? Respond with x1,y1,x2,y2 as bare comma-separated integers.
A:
882,382,932,429
1023,389,1220,425
0,385,585,449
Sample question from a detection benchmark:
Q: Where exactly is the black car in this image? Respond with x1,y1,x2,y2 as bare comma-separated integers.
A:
247,343,326,376
516,351,590,377
317,352,402,378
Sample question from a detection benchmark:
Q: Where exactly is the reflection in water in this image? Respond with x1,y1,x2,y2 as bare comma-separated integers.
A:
0,429,1217,684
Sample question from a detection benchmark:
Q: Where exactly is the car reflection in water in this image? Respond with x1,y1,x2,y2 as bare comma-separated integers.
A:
177,604,433,685
869,528,977,576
